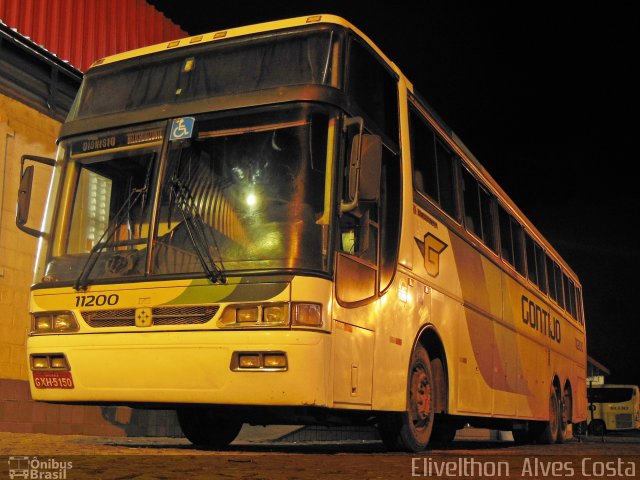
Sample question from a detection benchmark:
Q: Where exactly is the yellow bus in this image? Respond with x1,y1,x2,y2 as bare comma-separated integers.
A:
587,384,640,434
17,15,587,451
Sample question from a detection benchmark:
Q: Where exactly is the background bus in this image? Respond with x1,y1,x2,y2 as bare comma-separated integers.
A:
587,384,640,434
17,15,587,451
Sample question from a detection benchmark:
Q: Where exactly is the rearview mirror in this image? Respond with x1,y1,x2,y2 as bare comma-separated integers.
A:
358,134,382,202
16,155,55,237
17,165,34,226
340,117,383,213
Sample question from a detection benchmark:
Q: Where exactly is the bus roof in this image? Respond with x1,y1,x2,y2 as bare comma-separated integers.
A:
89,14,401,78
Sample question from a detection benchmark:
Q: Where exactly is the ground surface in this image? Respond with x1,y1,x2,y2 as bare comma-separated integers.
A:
1,432,639,479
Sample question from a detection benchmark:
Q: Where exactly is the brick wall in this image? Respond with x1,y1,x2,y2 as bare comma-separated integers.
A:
0,92,183,438
0,93,59,382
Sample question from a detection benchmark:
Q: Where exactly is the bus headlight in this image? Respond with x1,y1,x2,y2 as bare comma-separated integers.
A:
32,312,79,334
218,303,290,328
53,314,75,330
237,307,259,323
264,305,287,324
218,303,323,329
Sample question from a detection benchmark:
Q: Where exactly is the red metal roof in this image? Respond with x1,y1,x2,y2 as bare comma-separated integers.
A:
0,0,186,71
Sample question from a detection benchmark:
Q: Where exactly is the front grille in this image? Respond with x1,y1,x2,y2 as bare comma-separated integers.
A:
153,305,219,325
615,413,633,429
83,309,135,327
82,305,219,327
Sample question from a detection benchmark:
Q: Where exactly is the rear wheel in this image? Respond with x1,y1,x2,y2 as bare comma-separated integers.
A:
177,407,243,448
377,344,435,452
429,416,457,447
536,386,561,444
512,427,535,445
557,385,572,443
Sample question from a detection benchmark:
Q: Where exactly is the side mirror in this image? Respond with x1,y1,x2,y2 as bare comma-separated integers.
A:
17,165,34,226
16,155,55,237
358,134,382,202
340,117,382,213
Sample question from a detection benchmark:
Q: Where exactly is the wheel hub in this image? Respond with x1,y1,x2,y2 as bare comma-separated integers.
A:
411,366,432,427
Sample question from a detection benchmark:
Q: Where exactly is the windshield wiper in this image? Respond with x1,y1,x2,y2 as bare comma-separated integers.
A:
74,187,144,291
74,159,154,291
169,175,226,284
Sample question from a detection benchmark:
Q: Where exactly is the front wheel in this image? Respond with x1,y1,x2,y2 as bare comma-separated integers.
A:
177,407,243,448
588,419,606,436
377,344,435,452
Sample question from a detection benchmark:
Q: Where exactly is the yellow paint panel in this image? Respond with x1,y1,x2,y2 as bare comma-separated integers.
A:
333,320,374,406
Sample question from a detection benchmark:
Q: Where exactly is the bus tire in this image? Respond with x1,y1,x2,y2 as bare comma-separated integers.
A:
588,419,606,436
536,386,561,444
429,416,457,447
177,407,243,448
377,344,435,452
512,427,534,445
557,385,572,443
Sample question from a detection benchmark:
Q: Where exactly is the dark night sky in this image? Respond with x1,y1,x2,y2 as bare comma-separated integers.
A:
149,1,638,384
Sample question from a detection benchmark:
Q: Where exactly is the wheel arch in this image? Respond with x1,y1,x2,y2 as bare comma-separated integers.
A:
415,325,449,414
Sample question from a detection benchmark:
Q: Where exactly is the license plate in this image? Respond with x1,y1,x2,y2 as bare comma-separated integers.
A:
33,371,75,389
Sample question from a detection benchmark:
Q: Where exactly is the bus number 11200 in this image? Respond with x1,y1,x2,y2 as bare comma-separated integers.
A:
75,294,120,307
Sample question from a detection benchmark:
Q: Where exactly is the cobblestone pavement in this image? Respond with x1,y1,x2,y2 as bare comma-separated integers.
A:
1,432,639,479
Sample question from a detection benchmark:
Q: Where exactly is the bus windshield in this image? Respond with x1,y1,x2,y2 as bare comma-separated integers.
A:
152,105,333,276
588,387,635,404
43,104,335,285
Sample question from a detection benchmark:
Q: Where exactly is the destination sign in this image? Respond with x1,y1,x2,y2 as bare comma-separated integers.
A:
70,128,164,156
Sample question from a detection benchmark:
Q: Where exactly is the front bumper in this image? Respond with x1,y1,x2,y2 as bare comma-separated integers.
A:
27,329,330,406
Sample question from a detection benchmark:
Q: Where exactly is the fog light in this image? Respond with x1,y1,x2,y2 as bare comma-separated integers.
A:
237,307,259,323
50,356,68,369
32,356,49,369
293,303,323,327
238,354,261,368
264,353,287,368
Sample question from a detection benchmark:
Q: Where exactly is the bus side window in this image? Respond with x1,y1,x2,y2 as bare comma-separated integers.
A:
577,287,584,324
547,255,558,303
434,138,458,218
479,186,497,252
554,262,565,309
339,206,378,265
535,243,548,294
512,219,526,277
568,278,578,320
562,273,577,319
498,205,514,265
348,38,399,145
525,232,538,287
409,108,437,201
379,149,401,292
462,168,481,237
462,167,497,251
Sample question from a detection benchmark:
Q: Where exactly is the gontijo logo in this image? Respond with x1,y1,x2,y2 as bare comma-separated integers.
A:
7,457,72,479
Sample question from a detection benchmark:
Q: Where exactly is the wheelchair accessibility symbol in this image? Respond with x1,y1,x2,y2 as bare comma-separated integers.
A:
170,117,195,141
